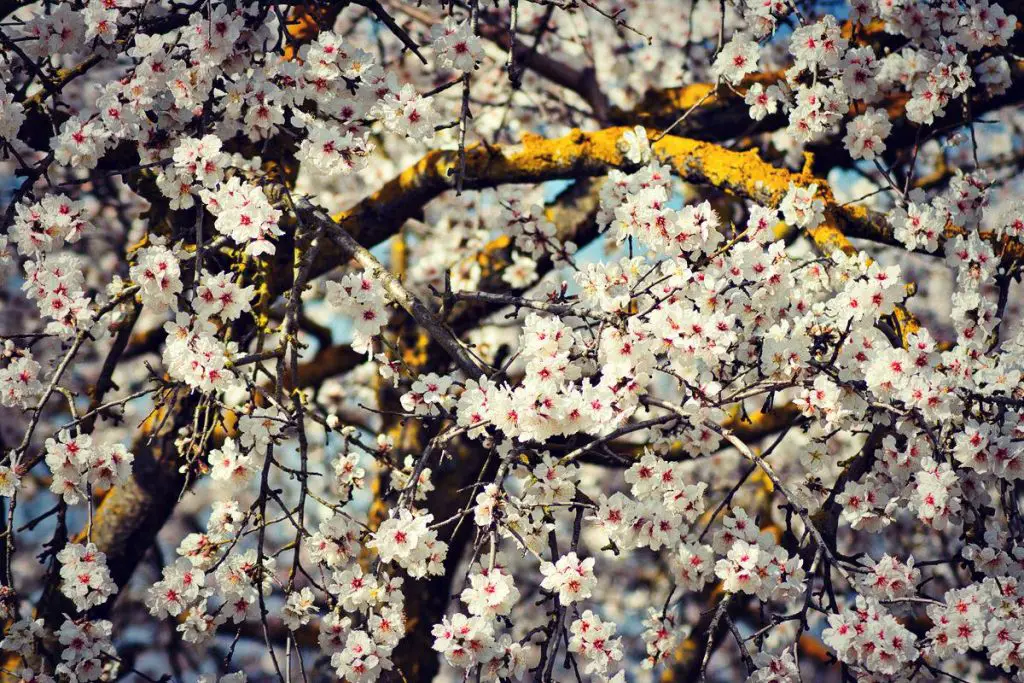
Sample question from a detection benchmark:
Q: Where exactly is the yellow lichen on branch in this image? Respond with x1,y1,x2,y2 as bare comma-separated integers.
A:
624,70,784,130
307,126,895,289
651,134,885,261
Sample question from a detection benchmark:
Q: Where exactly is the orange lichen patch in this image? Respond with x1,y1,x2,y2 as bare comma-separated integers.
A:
992,232,1024,264
650,81,720,112
263,155,302,186
400,329,432,369
518,130,549,145
881,91,913,120
651,135,899,265
656,71,780,111
392,232,409,279
282,4,342,61
661,636,701,683
842,18,886,40
893,301,921,337
799,633,833,662
476,234,513,275
808,213,860,257
319,126,815,279
654,136,817,206
727,403,801,441
125,233,150,256
305,125,921,296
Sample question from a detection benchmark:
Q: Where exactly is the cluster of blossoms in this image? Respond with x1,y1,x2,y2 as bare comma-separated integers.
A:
10,195,91,255
453,312,633,443
159,134,227,209
460,566,519,617
712,518,805,602
909,456,963,528
603,160,724,257
289,30,378,175
540,552,598,605
282,587,318,631
843,107,893,161
207,438,258,492
373,82,441,141
52,116,110,170
431,17,485,72
326,271,390,354
0,90,27,142
161,316,239,393
431,561,538,679
147,547,278,644
567,611,624,681
745,649,800,683
129,243,183,312
308,513,361,569
859,554,920,600
590,453,710,552
431,612,538,678
22,253,92,338
194,272,255,322
368,508,447,578
56,543,115,612
719,3,1017,169
712,35,761,84
43,431,134,504
744,82,784,121
314,550,408,681
145,558,208,621
202,178,283,257
889,171,990,254
54,618,116,682
639,610,687,670
823,597,919,676
0,344,42,409
400,372,454,416
923,576,1024,669
3,616,115,682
